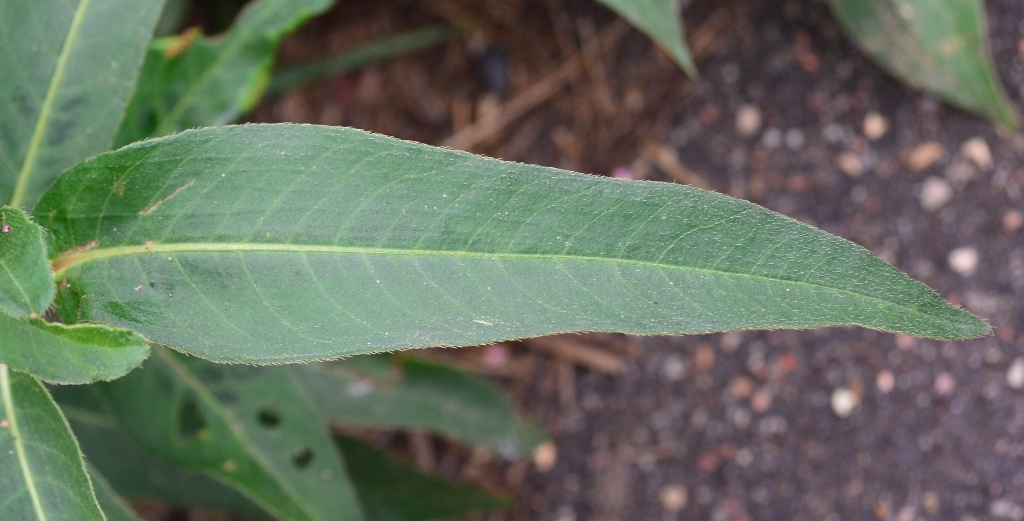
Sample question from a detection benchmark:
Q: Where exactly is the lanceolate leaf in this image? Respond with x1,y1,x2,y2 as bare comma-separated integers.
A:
97,348,365,521
37,124,986,364
595,0,696,76
114,0,335,146
0,0,166,209
0,364,105,521
0,207,53,316
299,355,546,458
88,465,146,521
0,314,150,384
828,0,1017,129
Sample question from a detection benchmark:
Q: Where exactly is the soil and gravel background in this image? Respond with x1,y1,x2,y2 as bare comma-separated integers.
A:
178,0,1024,519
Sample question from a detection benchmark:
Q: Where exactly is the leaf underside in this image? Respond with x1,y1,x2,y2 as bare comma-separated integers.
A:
828,0,1017,128
0,365,106,521
594,0,696,76
0,206,53,317
36,124,986,364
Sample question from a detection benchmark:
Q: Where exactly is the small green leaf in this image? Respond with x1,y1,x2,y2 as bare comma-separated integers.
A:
97,347,365,521
300,355,546,458
114,0,335,146
36,124,987,365
88,465,146,521
828,0,1017,129
595,0,696,76
0,314,149,384
0,0,166,209
336,435,512,521
0,207,53,317
0,364,105,521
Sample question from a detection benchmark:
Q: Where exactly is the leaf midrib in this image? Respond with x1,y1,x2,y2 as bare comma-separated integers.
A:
52,241,954,327
10,0,93,209
0,364,48,521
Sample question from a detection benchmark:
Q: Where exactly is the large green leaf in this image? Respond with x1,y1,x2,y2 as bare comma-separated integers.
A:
36,124,986,364
0,364,105,521
0,207,53,317
88,465,145,521
829,0,1017,128
114,0,335,146
300,355,546,458
595,0,696,76
0,0,166,209
96,347,365,521
335,435,511,521
0,315,150,384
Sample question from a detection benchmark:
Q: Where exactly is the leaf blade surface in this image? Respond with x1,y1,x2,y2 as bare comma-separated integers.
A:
36,124,987,364
0,207,53,316
595,0,695,76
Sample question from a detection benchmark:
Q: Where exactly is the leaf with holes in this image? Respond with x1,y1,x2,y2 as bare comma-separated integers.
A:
0,364,106,521
828,0,1017,128
0,206,53,317
37,124,987,365
88,465,146,521
299,355,546,458
0,0,165,209
0,314,150,384
595,0,696,76
96,347,365,521
114,0,335,146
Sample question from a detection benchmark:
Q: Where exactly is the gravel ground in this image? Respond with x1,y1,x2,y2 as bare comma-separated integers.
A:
516,1,1024,520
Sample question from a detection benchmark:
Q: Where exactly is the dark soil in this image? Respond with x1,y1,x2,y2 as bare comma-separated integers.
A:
246,0,1024,520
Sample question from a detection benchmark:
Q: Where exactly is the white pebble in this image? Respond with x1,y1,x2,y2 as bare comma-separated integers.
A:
662,354,687,381
837,152,864,177
762,128,783,149
920,177,953,211
863,112,889,140
532,442,557,472
831,387,860,418
961,136,993,170
735,104,762,137
1007,358,1024,389
934,372,957,396
785,128,806,150
876,370,895,393
659,485,688,512
991,499,1024,521
947,247,979,276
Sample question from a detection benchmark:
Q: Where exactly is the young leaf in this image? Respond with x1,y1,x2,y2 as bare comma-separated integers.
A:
88,465,146,521
0,0,166,209
114,0,335,146
335,435,512,521
828,0,1018,129
594,0,696,77
0,364,105,521
96,347,366,521
0,207,53,317
0,314,150,384
299,355,546,458
37,124,987,365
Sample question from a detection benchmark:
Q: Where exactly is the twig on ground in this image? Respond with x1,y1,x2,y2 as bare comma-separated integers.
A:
524,335,625,374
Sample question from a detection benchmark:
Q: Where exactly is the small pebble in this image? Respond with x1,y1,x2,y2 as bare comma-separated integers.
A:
920,177,953,211
1007,358,1024,389
659,485,688,512
934,372,957,396
482,343,510,368
728,376,754,400
831,387,860,418
876,370,895,393
611,166,634,179
906,142,944,172
663,354,687,381
735,104,763,137
923,491,940,514
961,136,993,170
785,128,805,150
762,128,783,149
947,247,979,276
751,388,773,413
694,344,715,372
863,112,889,140
991,499,1024,521
1003,210,1023,232
532,442,557,472
837,152,864,177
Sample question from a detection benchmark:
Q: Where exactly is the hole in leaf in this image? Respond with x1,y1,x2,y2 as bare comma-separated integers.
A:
177,396,206,440
257,407,280,427
293,448,313,469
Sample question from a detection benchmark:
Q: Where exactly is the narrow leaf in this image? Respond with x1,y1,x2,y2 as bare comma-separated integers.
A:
299,355,546,458
36,124,987,365
97,347,365,521
114,0,335,146
0,314,149,384
0,207,53,316
88,465,146,521
0,0,166,209
336,435,511,521
0,364,105,521
828,0,1017,129
594,0,696,76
